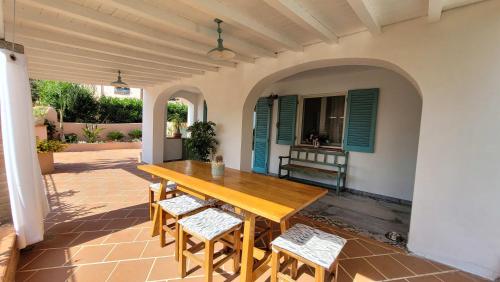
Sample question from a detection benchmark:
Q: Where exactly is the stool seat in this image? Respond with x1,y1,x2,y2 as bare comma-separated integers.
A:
149,181,177,193
272,224,346,269
178,208,242,240
159,195,210,217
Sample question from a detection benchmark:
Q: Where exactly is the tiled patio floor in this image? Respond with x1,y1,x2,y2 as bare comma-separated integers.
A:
16,149,488,282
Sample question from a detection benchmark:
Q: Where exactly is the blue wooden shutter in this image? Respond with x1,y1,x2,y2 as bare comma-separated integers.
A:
203,100,208,122
344,89,379,153
252,98,272,173
276,95,298,145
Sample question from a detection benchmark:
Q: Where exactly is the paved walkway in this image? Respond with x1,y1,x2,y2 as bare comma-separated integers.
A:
16,149,487,281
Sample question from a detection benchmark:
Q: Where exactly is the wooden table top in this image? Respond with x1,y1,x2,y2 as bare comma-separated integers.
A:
138,160,327,223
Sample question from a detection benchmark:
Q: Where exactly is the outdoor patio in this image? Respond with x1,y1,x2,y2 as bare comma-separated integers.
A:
14,149,485,282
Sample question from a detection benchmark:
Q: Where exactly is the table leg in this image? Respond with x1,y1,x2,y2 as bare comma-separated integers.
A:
240,211,256,282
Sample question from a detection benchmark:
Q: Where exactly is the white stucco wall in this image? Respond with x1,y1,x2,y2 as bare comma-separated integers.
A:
264,67,421,201
142,2,500,279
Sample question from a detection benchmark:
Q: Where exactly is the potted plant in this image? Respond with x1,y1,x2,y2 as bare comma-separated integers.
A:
171,113,183,138
36,139,66,174
185,121,218,161
211,155,225,177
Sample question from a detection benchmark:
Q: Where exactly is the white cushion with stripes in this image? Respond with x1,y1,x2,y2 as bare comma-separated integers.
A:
178,208,242,240
158,195,209,217
149,181,177,193
272,224,346,269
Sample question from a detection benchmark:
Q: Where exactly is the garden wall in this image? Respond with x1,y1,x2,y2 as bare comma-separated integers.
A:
64,142,142,152
61,122,141,141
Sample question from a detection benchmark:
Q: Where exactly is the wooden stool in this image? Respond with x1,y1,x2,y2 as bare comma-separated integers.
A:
271,224,346,282
148,180,177,220
178,208,242,282
157,195,213,260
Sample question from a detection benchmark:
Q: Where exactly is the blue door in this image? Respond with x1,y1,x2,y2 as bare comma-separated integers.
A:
252,98,272,174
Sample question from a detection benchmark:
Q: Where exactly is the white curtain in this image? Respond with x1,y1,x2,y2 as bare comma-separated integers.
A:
0,49,49,248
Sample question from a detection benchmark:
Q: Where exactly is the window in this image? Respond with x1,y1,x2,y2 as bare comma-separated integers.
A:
300,95,346,147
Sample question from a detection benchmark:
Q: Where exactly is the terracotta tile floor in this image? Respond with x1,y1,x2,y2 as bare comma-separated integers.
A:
16,149,489,282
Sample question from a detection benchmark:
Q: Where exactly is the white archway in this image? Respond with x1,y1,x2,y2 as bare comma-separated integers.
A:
239,58,422,171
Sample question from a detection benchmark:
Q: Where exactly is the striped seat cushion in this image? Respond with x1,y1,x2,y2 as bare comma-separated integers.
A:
178,208,242,240
149,181,177,193
272,224,346,269
158,195,209,217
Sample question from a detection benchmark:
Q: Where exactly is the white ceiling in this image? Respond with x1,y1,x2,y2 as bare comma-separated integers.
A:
1,0,489,87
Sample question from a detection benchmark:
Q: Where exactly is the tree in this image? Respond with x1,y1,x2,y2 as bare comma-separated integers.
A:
167,102,188,123
35,80,98,140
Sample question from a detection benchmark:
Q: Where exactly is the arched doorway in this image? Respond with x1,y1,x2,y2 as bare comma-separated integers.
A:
241,62,422,244
143,85,206,164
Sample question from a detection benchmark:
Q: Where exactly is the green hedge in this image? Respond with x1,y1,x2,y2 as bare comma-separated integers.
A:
98,96,142,123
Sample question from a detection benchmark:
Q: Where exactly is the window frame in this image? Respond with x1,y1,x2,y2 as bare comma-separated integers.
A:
296,91,348,149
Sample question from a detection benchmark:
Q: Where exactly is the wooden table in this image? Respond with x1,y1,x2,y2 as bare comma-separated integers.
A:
138,160,327,282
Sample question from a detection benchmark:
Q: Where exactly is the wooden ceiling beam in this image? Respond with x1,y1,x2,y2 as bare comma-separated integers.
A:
428,0,444,22
180,0,303,51
108,0,276,58
28,71,155,87
14,23,219,72
27,59,176,82
28,67,162,84
263,0,338,44
16,4,238,68
25,49,190,79
346,0,381,34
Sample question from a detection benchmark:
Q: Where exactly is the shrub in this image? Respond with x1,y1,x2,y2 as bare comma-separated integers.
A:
82,124,103,143
35,80,98,123
98,96,142,123
36,139,66,153
128,129,142,140
185,121,218,161
33,106,49,125
64,133,78,143
107,131,125,141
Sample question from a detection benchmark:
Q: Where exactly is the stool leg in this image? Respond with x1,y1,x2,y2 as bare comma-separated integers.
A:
149,190,154,220
233,228,241,273
333,261,339,282
204,240,214,282
315,265,325,282
174,220,180,261
271,250,279,282
178,225,187,278
159,209,166,247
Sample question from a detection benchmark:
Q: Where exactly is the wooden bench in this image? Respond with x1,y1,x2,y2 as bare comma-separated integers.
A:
278,146,348,194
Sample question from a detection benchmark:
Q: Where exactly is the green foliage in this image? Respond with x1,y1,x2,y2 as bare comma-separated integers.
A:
64,133,78,144
35,80,99,123
36,139,66,153
185,121,218,162
44,120,57,140
107,131,125,141
31,80,143,123
167,102,188,122
33,106,49,125
82,124,104,143
98,96,142,123
128,129,142,140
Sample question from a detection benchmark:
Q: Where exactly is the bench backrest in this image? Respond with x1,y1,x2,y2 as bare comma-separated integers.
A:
288,146,349,167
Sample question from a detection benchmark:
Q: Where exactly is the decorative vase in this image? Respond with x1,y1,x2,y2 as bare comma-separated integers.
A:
211,162,225,177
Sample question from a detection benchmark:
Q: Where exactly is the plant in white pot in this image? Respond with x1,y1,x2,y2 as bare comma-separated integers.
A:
36,139,66,174
211,155,225,177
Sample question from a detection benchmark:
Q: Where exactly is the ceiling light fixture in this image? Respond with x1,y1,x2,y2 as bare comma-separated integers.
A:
207,18,235,61
110,70,128,87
